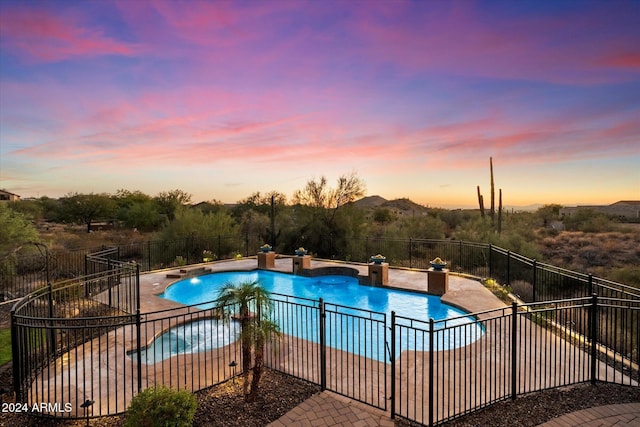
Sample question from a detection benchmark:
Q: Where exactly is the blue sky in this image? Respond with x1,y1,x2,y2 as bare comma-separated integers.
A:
1,0,638,207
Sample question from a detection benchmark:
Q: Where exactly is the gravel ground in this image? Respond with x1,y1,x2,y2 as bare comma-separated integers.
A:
404,382,640,427
1,365,638,427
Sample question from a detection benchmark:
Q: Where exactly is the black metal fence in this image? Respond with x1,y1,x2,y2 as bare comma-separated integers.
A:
7,237,640,424
392,297,639,425
3,236,639,306
11,260,139,418
10,284,390,418
1,235,260,303
11,281,638,423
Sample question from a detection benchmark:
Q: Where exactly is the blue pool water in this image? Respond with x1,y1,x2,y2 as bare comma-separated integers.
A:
150,270,484,362
131,319,240,364
163,270,468,324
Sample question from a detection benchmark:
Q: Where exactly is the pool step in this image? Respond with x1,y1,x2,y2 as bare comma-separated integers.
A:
166,266,208,279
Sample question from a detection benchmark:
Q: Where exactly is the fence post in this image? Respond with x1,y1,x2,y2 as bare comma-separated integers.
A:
147,240,151,271
11,308,21,400
428,318,434,427
245,234,249,257
136,308,143,392
588,274,593,296
84,254,89,298
107,258,113,307
488,244,493,278
390,311,396,419
47,281,56,354
217,235,222,260
511,301,518,400
507,250,511,287
136,264,141,313
319,298,326,391
409,238,413,269
532,260,537,302
365,237,369,262
589,293,598,384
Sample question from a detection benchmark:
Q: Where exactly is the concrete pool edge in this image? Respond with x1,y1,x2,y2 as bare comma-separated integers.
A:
138,257,508,319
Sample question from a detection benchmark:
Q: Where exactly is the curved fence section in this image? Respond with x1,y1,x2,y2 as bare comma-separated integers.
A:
11,258,139,418
8,239,639,423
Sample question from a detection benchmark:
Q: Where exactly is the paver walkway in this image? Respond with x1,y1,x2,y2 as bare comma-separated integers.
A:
267,391,394,427
267,394,640,427
537,403,640,427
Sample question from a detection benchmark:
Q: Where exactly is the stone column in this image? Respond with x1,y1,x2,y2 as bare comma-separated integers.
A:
292,255,311,274
368,262,389,286
427,268,449,295
257,251,276,269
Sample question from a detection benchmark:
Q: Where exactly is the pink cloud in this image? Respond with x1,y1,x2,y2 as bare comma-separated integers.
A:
12,97,637,178
0,7,137,62
350,2,640,85
598,53,640,70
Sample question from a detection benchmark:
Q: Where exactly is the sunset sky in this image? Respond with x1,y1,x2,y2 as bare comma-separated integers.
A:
1,0,638,209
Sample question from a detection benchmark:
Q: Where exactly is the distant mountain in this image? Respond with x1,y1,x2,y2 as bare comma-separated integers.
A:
353,196,430,214
352,195,388,209
381,197,429,214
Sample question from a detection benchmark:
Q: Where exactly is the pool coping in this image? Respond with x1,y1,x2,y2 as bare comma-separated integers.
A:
138,256,507,317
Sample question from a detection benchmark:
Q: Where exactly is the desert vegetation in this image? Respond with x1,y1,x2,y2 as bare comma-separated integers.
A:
1,174,638,289
1,177,638,427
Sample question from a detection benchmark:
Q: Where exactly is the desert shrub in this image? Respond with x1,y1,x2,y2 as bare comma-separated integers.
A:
563,209,618,233
125,386,197,427
606,266,640,289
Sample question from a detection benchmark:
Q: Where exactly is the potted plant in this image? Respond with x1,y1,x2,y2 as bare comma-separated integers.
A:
370,254,386,264
430,257,447,271
295,247,308,256
202,250,214,262
260,244,273,253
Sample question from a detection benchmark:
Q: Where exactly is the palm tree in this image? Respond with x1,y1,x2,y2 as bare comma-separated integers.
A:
215,280,280,402
246,314,280,402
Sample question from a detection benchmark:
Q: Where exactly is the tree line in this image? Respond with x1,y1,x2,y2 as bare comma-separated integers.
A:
1,172,634,272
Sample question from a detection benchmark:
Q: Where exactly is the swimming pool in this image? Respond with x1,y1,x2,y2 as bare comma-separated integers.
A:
154,270,484,362
163,270,468,324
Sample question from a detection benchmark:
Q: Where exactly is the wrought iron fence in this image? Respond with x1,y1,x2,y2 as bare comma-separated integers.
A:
1,236,260,303
7,237,640,423
3,236,638,306
11,280,638,423
11,262,139,417
392,297,639,426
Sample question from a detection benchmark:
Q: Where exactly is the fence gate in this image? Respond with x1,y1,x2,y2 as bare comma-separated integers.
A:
322,302,388,410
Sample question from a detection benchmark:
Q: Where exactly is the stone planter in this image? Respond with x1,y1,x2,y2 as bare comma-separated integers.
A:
370,254,386,265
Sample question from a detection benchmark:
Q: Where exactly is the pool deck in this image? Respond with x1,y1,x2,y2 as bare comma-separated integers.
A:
27,256,637,423
138,256,505,315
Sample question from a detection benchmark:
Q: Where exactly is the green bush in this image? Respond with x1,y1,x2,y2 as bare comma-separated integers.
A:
125,386,197,427
0,328,12,365
607,266,640,289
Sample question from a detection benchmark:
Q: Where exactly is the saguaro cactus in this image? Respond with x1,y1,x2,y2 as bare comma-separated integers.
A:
477,185,485,217
490,157,495,224
477,157,503,232
498,188,503,234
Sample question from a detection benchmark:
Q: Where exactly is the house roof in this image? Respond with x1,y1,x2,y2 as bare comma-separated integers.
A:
0,189,20,197
612,200,640,206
